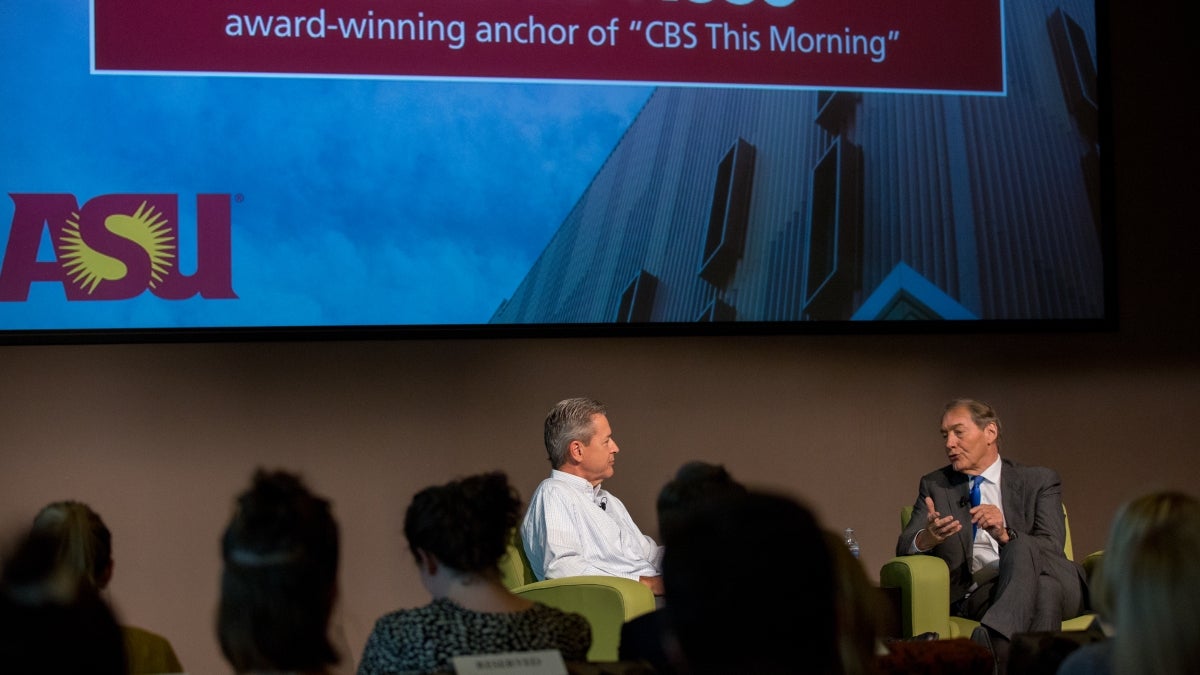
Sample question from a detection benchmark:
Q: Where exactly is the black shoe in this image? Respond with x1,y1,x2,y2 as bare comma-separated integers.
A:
971,625,1010,675
971,626,997,675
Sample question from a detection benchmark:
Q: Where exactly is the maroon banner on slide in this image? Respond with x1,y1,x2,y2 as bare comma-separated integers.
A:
92,0,1004,93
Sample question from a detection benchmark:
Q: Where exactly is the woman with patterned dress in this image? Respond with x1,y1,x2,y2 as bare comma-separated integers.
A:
357,471,590,675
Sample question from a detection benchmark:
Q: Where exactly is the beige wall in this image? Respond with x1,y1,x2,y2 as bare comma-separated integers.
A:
1,334,1196,674
2,4,1197,674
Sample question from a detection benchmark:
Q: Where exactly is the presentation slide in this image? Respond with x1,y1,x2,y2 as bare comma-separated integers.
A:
0,0,1105,338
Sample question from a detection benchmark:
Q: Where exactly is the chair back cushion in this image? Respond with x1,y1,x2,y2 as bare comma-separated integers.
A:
499,527,536,590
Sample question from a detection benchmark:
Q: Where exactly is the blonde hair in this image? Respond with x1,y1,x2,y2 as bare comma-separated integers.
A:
1099,487,1200,672
1112,514,1200,675
1094,491,1200,619
30,501,112,592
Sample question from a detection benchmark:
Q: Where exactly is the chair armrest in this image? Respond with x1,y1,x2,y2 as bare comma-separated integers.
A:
511,576,656,621
880,555,952,639
512,576,657,662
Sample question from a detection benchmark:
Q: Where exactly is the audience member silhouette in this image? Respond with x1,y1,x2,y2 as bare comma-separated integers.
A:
663,488,840,675
30,500,184,674
655,460,749,545
619,460,747,672
1057,490,1200,675
357,471,591,675
218,468,342,674
0,528,127,674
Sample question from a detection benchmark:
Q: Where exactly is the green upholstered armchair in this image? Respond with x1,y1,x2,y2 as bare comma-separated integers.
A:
879,505,1099,639
499,528,657,662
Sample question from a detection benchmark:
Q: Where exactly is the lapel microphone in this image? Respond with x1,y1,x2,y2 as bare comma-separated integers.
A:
959,496,969,507
599,497,607,511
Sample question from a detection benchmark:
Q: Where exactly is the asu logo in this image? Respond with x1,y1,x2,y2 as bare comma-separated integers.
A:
0,193,236,301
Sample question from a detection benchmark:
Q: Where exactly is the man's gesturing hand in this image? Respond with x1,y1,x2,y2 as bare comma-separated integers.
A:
916,495,963,550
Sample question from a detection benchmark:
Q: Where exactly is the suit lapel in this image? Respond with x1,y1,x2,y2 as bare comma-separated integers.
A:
1000,458,1024,530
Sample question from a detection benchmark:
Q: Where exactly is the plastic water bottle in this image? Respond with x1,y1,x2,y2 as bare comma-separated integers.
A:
844,527,860,559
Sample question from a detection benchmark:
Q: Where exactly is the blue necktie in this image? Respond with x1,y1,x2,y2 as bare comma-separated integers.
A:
969,476,982,537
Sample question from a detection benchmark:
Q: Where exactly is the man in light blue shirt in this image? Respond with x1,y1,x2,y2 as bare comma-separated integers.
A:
521,397,664,597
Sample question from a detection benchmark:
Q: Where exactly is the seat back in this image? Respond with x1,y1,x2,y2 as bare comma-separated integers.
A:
499,527,537,589
900,503,1075,560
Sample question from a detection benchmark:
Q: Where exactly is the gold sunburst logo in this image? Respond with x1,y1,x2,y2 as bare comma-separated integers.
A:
59,201,177,294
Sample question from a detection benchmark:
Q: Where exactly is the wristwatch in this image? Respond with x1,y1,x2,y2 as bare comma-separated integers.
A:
1004,526,1018,544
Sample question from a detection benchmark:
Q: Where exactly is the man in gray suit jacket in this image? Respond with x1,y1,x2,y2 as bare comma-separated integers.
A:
897,399,1089,675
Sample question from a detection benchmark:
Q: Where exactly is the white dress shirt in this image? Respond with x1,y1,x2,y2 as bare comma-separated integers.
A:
521,470,664,581
907,455,1006,581
969,457,1005,584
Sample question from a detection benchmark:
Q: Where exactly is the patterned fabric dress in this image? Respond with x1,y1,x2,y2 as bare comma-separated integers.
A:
356,597,591,675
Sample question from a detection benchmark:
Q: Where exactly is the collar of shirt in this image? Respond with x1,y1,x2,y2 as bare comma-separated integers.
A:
977,455,1003,508
550,469,608,506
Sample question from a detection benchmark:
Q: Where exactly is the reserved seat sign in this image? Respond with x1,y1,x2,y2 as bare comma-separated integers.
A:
452,649,568,675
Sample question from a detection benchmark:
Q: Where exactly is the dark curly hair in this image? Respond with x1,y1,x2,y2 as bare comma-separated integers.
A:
404,471,521,574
